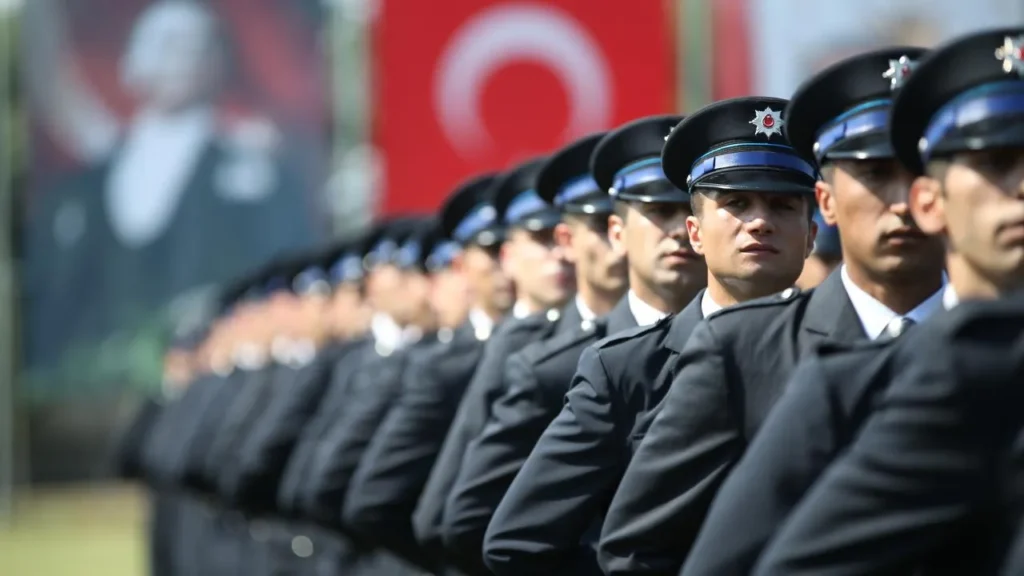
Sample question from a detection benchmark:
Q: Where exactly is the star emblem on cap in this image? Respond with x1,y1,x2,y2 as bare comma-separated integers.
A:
750,107,784,139
995,35,1024,76
882,55,918,90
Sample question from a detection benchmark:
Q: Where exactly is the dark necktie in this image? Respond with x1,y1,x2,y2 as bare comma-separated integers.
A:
883,316,916,339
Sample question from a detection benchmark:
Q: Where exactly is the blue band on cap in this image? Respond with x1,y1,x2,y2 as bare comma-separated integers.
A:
921,80,1024,160
814,99,891,161
368,239,399,265
611,158,667,193
329,254,364,284
426,240,461,271
555,175,601,206
293,267,330,294
505,189,548,224
395,240,423,269
453,203,498,243
689,144,817,186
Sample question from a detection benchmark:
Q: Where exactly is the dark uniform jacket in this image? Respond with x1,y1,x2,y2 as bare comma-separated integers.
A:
276,337,371,517
483,293,705,576
443,297,637,572
201,365,276,498
341,321,488,570
224,342,352,513
598,271,866,576
680,337,898,575
753,297,1024,576
413,305,572,576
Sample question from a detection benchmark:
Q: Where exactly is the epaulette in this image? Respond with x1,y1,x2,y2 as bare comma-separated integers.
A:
704,286,806,323
593,313,674,351
529,318,607,365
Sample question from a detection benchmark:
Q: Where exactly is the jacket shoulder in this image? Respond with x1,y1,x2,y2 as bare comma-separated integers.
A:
592,314,672,354
522,320,606,366
704,287,807,326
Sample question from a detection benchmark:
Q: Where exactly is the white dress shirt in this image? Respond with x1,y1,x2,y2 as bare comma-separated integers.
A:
469,307,496,341
627,290,670,327
576,294,597,324
512,301,533,319
840,265,945,339
943,285,960,310
700,290,724,318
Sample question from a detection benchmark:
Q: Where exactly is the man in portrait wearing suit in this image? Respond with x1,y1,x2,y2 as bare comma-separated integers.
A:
24,0,312,378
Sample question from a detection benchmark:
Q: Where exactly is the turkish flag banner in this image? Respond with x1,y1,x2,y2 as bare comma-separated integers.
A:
371,0,677,215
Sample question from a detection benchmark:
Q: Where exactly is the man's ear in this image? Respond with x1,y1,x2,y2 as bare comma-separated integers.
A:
685,215,705,255
805,220,819,259
499,240,515,280
909,175,946,235
553,222,577,264
815,178,837,226
608,212,627,257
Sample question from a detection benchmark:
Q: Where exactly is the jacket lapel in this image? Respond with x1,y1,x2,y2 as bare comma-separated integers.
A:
604,295,638,335
800,270,866,350
664,290,706,353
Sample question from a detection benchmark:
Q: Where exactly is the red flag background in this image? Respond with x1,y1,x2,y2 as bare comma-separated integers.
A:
371,0,677,214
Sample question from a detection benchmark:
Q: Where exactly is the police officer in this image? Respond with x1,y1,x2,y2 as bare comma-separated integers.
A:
599,50,951,575
342,175,506,574
440,132,630,571
751,27,1024,574
412,158,575,575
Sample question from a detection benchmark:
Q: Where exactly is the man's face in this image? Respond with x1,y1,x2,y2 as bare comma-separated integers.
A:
135,8,221,111
327,284,372,338
394,269,435,327
430,268,470,328
686,190,814,292
557,215,628,297
501,227,575,309
461,244,513,314
611,202,706,293
365,264,404,318
818,159,945,282
917,149,1024,291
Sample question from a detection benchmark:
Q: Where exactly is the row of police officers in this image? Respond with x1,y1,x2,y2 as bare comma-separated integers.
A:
116,26,1024,575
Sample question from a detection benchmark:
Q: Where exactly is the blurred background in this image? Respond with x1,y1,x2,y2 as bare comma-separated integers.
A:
0,0,1021,573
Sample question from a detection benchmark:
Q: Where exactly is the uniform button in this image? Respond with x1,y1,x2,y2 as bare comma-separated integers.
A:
546,308,561,322
581,320,594,331
780,287,796,299
292,535,314,558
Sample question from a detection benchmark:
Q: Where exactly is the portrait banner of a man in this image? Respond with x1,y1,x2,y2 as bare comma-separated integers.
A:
20,0,328,398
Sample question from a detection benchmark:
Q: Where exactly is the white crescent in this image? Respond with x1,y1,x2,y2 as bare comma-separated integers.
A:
433,3,614,159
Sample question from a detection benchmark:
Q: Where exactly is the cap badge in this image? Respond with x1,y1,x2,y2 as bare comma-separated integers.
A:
750,107,784,139
995,35,1024,77
882,55,917,90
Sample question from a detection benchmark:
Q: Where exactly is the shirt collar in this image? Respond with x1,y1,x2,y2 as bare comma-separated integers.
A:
575,294,597,323
700,290,724,318
468,307,495,340
627,290,669,327
841,265,945,339
371,312,420,351
512,300,533,319
943,285,960,310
